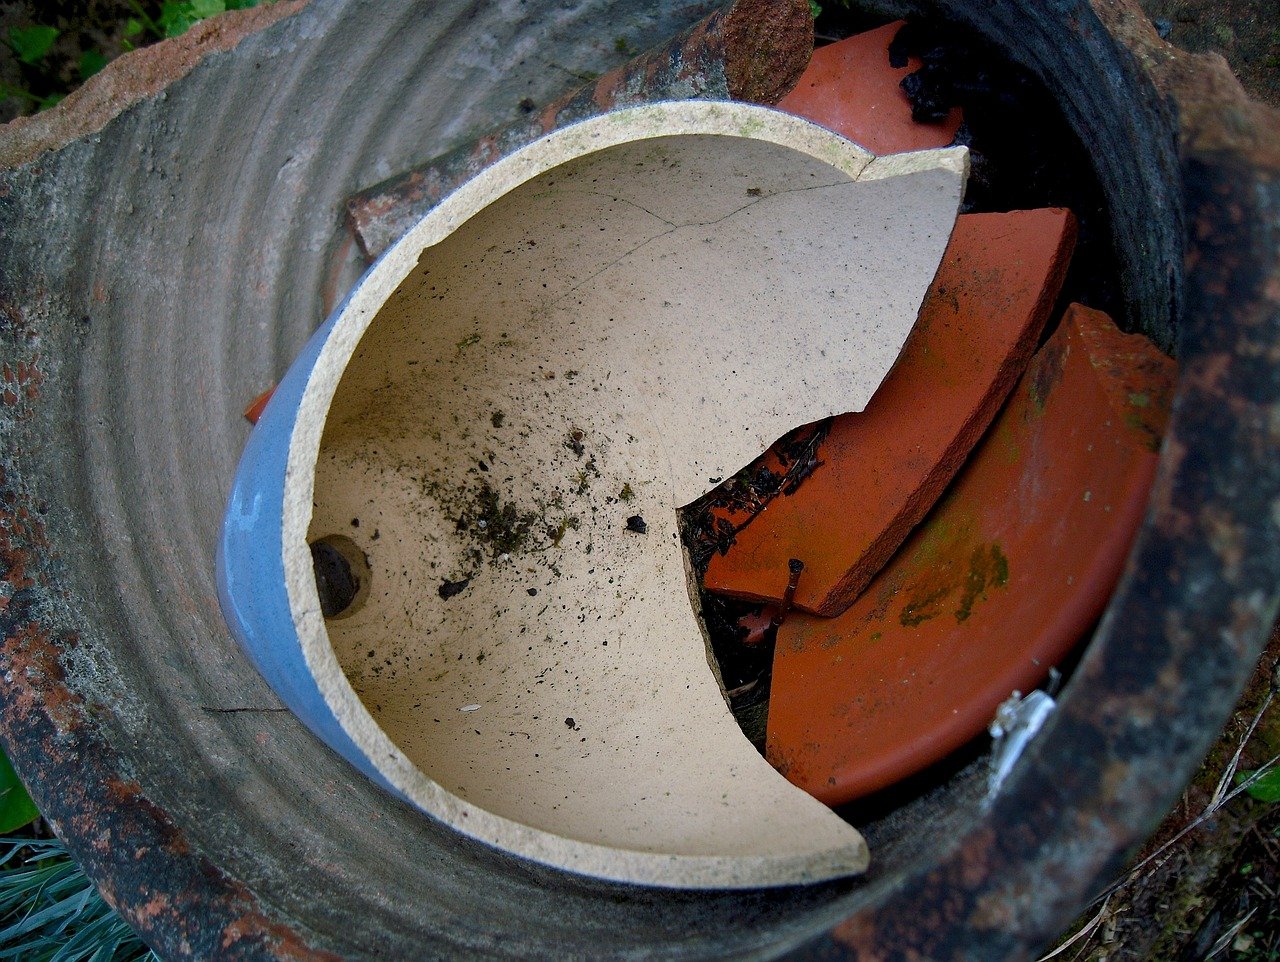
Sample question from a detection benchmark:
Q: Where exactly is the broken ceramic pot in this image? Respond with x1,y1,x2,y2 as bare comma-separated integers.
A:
218,100,966,888
766,304,1176,805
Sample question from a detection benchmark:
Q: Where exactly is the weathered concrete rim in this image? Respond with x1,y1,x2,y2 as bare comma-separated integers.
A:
0,0,1276,958
803,0,1280,957
343,0,816,260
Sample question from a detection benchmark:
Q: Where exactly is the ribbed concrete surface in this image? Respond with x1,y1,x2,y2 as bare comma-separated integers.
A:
1,0,1277,959
0,3,872,957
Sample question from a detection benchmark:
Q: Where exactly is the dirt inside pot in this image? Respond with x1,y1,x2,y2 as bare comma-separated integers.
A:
296,103,967,886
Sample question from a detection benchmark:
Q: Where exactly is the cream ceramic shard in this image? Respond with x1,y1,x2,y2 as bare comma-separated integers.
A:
287,102,966,887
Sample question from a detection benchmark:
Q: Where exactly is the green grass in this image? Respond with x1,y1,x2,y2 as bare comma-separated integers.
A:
0,752,38,836
1,744,153,961
0,837,159,961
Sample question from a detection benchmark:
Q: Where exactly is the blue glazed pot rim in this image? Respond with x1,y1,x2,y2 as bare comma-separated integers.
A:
229,99,966,888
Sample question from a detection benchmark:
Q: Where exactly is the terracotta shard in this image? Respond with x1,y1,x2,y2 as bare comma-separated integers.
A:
703,208,1078,615
243,385,276,425
766,304,1176,806
777,21,962,155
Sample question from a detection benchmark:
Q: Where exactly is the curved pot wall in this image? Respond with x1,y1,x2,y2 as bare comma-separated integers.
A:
0,0,1277,959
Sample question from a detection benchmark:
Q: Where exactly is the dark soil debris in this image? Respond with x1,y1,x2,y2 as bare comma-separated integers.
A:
455,482,540,558
679,419,831,572
438,577,470,600
884,18,1121,326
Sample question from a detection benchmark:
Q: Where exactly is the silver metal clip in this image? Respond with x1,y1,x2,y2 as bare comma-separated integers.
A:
987,688,1057,800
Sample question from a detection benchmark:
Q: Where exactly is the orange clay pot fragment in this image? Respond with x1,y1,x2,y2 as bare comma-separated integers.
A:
777,21,962,155
766,305,1176,806
704,209,1077,615
243,385,276,425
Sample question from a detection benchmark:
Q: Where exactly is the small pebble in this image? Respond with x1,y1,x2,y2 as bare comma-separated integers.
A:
625,514,647,534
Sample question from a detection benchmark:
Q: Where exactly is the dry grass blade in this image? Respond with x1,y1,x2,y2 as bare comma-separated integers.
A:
1043,660,1279,960
1211,683,1275,809
1205,906,1257,959
1085,751,1280,910
1035,896,1113,962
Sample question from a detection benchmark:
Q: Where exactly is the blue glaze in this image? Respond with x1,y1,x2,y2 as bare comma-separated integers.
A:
216,300,404,802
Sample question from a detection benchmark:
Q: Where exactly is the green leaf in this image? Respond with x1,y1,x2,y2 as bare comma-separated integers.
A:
123,18,144,37
165,13,196,38
0,749,38,833
8,24,60,65
0,82,39,104
1239,766,1280,803
191,0,227,17
158,2,197,38
79,49,108,81
808,0,822,18
38,92,65,112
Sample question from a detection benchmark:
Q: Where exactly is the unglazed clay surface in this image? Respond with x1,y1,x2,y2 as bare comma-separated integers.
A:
288,102,966,886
